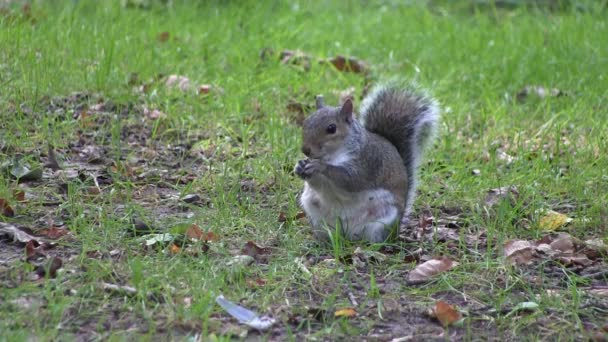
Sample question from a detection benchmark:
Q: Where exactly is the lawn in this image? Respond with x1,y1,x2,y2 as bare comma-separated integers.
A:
1,0,607,340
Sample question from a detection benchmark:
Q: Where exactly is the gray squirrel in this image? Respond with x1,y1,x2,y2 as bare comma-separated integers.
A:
294,82,440,243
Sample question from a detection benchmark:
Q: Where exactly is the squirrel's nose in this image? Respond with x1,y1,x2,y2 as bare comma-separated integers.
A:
302,146,311,157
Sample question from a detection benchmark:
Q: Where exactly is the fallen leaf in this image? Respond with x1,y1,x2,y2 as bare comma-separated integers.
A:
0,198,15,217
242,241,270,258
322,55,369,74
504,240,535,265
246,278,267,288
13,190,26,202
35,256,63,278
157,31,170,42
185,224,217,242
185,224,203,239
169,243,181,254
10,162,43,182
334,308,357,318
25,240,38,259
198,84,211,95
277,212,287,222
539,210,572,231
432,301,461,327
0,222,38,243
407,257,459,283
548,233,575,253
38,225,70,239
556,254,592,267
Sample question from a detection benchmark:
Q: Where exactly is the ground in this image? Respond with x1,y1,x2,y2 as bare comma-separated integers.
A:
1,1,607,341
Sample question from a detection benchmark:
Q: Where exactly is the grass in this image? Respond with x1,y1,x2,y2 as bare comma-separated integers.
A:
1,0,607,340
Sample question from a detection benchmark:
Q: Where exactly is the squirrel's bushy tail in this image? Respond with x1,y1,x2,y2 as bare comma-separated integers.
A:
359,82,440,214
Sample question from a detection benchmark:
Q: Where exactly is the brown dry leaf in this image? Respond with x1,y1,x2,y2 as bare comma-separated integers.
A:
295,212,306,220
39,225,70,239
35,257,63,278
0,198,15,217
157,31,170,42
504,240,535,265
185,224,217,242
322,55,369,74
407,257,459,283
548,233,575,253
13,190,26,202
334,308,357,318
432,301,461,327
186,224,203,240
169,243,181,254
557,254,592,267
25,240,38,259
539,210,572,231
278,211,287,223
241,241,270,258
198,84,211,95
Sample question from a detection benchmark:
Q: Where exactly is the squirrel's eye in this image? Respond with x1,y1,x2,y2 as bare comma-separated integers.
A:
326,124,337,134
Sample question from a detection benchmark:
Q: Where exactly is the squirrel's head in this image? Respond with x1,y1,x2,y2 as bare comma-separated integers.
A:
301,95,354,160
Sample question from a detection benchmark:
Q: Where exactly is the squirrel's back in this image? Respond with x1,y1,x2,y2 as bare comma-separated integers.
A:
359,83,440,213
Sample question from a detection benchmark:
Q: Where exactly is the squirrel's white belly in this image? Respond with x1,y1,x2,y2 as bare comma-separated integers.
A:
300,184,399,242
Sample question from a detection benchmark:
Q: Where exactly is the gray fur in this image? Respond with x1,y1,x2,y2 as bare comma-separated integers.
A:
359,83,440,214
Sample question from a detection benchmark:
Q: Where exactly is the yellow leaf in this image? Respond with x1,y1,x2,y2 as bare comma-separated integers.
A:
539,210,572,231
334,308,357,318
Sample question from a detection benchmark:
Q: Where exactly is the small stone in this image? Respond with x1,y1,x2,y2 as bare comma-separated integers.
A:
472,169,481,176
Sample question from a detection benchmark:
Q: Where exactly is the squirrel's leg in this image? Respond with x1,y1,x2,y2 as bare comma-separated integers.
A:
300,183,335,242
362,205,401,243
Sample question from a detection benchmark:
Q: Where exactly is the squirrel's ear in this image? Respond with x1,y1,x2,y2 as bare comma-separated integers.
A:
315,95,324,110
340,98,353,123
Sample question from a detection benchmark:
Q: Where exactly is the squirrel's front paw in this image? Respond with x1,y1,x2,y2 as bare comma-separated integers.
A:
294,159,310,179
295,159,324,179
